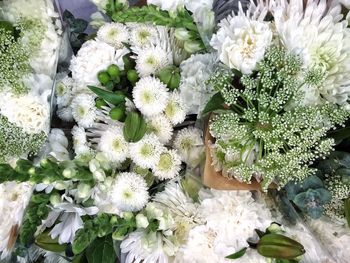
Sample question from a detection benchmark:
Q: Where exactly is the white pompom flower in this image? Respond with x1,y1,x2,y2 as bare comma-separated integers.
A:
133,77,169,116
97,125,129,164
129,134,164,169
70,93,97,128
164,91,186,125
97,22,129,49
129,23,158,48
153,149,182,180
133,46,171,77
111,172,149,212
146,114,173,144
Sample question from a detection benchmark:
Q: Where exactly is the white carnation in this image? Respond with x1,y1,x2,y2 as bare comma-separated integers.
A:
210,6,272,74
111,172,149,212
97,22,129,49
70,93,97,128
133,77,169,116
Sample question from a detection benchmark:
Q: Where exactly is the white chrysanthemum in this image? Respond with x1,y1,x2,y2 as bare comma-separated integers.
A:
173,127,204,167
55,76,74,107
70,40,128,85
133,46,171,77
0,182,32,258
71,125,93,157
97,22,129,48
133,77,169,116
129,134,164,169
164,91,186,125
47,129,70,161
147,0,184,12
146,114,173,144
111,172,149,212
210,3,272,74
0,92,49,134
97,125,129,163
153,150,182,180
179,53,217,114
129,23,158,48
57,107,74,122
271,0,350,106
70,93,97,128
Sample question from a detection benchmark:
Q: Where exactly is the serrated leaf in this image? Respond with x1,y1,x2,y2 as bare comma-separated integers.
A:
88,86,125,105
86,235,117,263
225,247,247,259
202,92,226,116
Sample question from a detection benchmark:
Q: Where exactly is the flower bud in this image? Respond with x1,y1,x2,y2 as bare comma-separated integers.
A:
63,167,76,179
89,159,100,173
50,194,61,206
184,40,203,53
28,167,36,175
174,28,191,41
136,214,149,228
93,169,106,181
54,181,69,191
112,229,125,241
122,212,134,221
110,216,119,225
77,183,91,199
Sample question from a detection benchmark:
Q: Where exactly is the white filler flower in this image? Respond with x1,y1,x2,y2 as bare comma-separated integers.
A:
111,172,149,212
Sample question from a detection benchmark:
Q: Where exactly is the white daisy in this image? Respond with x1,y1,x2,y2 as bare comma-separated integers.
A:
133,77,169,116
210,3,272,74
164,91,186,125
153,149,182,180
129,23,158,48
173,127,204,167
70,93,97,128
133,46,171,77
97,22,129,49
129,134,164,169
55,76,74,107
111,172,149,212
146,114,173,144
97,125,129,164
57,107,73,122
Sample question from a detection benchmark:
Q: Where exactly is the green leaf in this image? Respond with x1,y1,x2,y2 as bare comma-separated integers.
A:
63,10,75,22
35,231,67,253
302,175,324,190
328,126,350,142
345,198,350,228
70,18,88,33
202,92,226,116
86,235,117,263
225,247,247,259
88,86,125,106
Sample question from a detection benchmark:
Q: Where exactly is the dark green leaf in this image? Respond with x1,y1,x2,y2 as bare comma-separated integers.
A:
63,10,75,23
302,175,324,190
345,198,350,228
86,235,117,263
328,126,350,142
88,86,125,105
202,92,226,116
70,19,88,33
225,247,247,259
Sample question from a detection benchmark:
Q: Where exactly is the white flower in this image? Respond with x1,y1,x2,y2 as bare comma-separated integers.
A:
48,129,69,161
129,134,164,169
111,172,149,212
154,150,182,180
133,77,169,116
129,23,158,48
340,0,350,9
44,203,98,244
173,127,204,167
0,92,49,134
271,0,350,106
97,125,129,164
164,91,186,125
71,125,93,157
210,5,272,74
0,182,32,258
184,0,213,14
70,40,128,85
133,46,171,77
55,76,73,107
146,114,173,144
90,0,108,12
147,0,184,12
70,93,97,128
179,53,217,114
57,107,74,122
97,22,129,48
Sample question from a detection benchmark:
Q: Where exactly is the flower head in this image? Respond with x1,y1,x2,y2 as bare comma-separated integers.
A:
111,172,149,212
70,93,97,128
154,149,182,180
97,22,129,49
146,114,173,144
133,77,169,116
164,91,187,125
129,24,158,48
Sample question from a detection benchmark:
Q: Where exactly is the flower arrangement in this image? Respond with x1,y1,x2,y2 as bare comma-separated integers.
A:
1,0,350,262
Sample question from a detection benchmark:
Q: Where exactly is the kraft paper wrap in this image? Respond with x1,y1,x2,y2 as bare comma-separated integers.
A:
203,119,275,191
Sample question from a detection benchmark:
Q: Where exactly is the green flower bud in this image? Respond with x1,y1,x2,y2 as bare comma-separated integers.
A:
50,194,61,206
98,71,110,85
28,167,36,175
105,80,114,91
95,98,107,109
174,28,191,41
122,211,134,221
184,40,204,53
136,214,149,228
127,69,139,84
109,106,125,121
110,216,119,225
77,183,91,199
54,181,69,191
112,229,125,241
157,65,180,90
107,64,121,78
63,167,76,179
